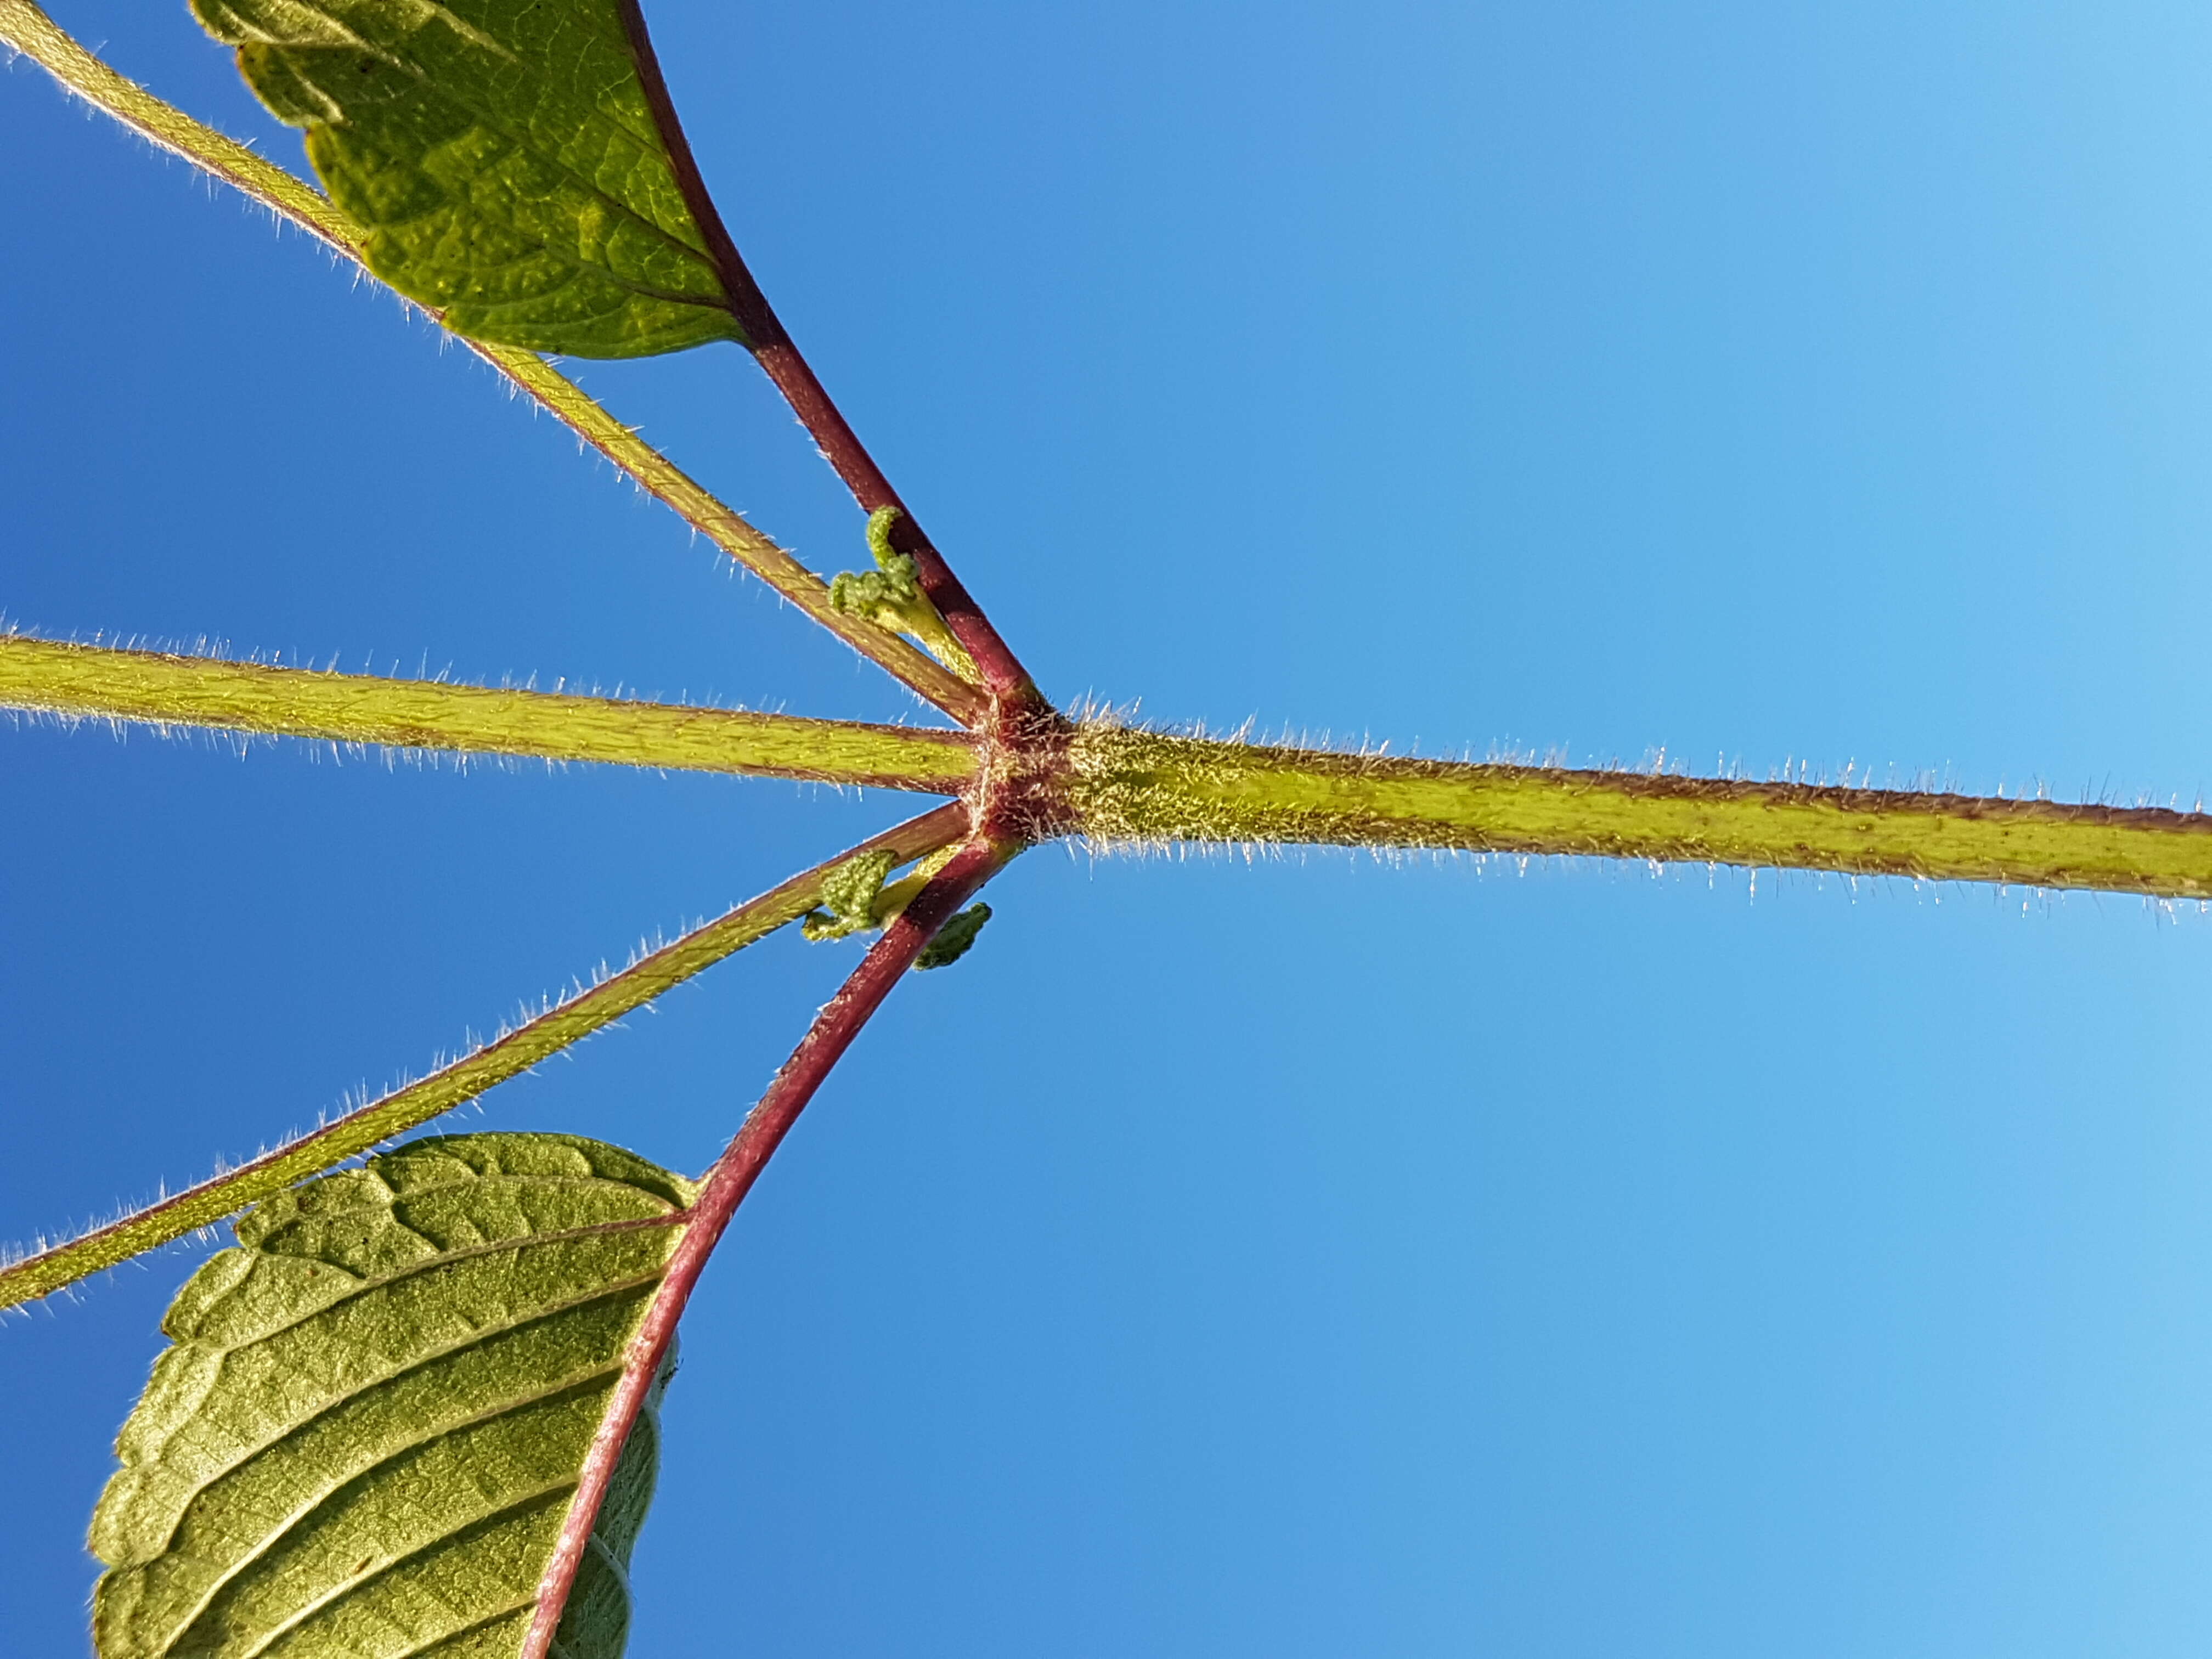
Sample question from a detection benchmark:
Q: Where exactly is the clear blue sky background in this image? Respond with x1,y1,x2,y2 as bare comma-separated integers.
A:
8,1,2212,1654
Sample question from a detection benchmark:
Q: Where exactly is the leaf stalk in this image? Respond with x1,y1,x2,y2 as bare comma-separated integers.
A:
608,0,1043,712
521,833,1015,1659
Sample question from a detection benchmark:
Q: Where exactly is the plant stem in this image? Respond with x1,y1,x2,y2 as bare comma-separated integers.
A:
0,0,352,241
22,623,2212,897
0,804,972,1311
484,345,986,724
748,339,1041,704
611,0,1042,711
0,0,984,725
521,835,1012,1659
0,634,975,792
1064,724,2212,898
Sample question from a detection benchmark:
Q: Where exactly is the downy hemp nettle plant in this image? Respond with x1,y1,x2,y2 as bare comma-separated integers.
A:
2,2,2207,1655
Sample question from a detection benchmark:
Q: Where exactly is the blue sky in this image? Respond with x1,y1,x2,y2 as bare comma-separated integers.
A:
8,1,2212,1654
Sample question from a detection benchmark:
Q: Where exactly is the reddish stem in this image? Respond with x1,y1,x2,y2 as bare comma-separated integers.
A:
518,834,1011,1659
614,0,1041,716
746,340,1039,708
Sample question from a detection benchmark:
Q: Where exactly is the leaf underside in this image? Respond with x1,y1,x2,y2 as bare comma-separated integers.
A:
190,0,743,357
91,1132,696,1659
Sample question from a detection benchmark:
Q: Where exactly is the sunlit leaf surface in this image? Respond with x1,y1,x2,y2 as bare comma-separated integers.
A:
192,0,742,356
91,1132,692,1658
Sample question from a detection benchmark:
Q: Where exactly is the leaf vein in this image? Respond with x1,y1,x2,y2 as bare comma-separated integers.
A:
263,1,725,291
207,1209,682,1351
229,1476,578,1659
153,1269,667,1514
161,1368,624,1652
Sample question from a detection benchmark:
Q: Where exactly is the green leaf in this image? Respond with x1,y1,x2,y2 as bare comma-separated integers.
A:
913,901,991,970
800,847,899,942
190,0,743,357
89,1132,695,1659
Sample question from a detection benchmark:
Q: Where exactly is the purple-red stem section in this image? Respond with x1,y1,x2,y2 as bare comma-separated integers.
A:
746,340,1038,707
518,836,1010,1659
614,0,1039,716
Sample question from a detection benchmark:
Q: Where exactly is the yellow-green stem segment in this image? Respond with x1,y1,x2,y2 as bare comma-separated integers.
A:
482,347,983,723
0,635,974,792
1066,725,2212,898
0,803,971,1310
0,0,982,724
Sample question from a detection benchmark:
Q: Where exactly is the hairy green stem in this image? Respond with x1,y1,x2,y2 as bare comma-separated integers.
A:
0,803,972,1311
0,634,975,792
28,624,2205,896
484,347,985,723
0,0,348,236
0,0,984,724
1066,725,2212,898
